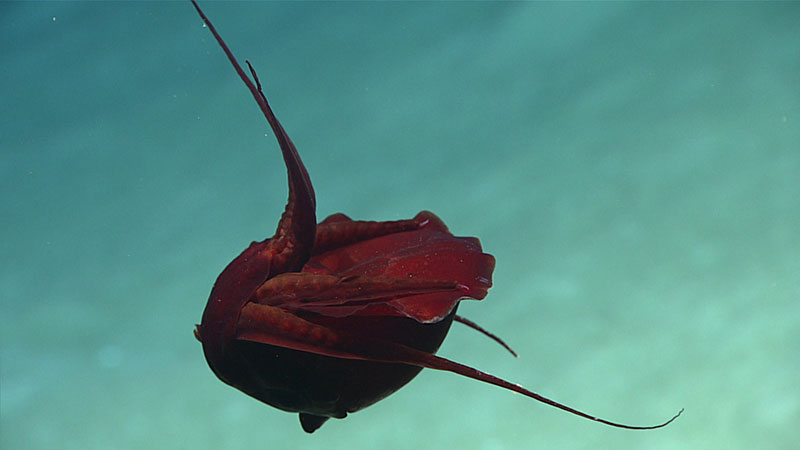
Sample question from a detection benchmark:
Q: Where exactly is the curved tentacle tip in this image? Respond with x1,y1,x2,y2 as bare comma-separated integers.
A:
623,407,683,430
659,407,684,428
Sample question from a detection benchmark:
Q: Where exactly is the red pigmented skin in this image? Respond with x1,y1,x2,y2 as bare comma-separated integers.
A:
190,0,680,434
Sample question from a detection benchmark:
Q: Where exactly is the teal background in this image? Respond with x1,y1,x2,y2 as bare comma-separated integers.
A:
2,2,798,449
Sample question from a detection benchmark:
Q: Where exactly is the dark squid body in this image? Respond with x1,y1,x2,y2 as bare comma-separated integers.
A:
190,0,681,434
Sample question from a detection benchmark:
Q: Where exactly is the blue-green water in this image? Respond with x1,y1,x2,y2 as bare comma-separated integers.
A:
2,2,798,449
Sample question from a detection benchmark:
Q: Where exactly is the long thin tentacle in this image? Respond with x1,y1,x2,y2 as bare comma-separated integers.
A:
455,315,518,358
191,0,316,272
238,303,683,430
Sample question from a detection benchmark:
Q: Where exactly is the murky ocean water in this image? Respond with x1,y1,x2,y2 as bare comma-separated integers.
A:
2,2,798,449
